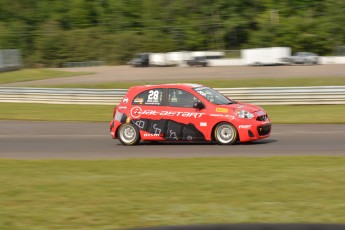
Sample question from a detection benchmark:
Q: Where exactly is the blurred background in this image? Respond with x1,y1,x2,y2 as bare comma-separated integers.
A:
0,0,344,67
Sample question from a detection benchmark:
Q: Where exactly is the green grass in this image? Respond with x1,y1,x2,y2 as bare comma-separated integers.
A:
47,77,345,89
1,103,345,123
0,157,345,229
0,69,91,84
0,103,114,122
262,105,345,124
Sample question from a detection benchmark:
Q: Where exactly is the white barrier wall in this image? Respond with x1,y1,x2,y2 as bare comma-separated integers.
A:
209,56,345,66
132,50,345,67
319,56,345,64
208,59,244,66
166,52,192,66
241,47,291,66
191,51,225,59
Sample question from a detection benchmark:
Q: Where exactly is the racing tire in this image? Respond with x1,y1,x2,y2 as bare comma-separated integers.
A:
214,122,238,145
118,123,141,146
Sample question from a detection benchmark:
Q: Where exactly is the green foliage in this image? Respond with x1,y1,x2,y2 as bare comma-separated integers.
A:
0,0,344,66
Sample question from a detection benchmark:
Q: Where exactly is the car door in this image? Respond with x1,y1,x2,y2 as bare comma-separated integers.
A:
130,87,166,140
165,88,208,141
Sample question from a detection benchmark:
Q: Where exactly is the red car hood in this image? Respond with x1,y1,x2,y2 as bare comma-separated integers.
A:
221,102,264,113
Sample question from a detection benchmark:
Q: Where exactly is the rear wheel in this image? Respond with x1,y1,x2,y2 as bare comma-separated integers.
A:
214,122,238,145
118,123,141,146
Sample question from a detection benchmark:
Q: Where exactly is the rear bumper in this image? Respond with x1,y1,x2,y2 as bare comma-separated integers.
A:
110,120,121,139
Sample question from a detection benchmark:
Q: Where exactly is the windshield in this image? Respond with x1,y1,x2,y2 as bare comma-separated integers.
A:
193,86,233,105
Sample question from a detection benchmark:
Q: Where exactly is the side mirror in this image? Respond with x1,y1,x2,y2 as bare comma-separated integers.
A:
193,102,205,110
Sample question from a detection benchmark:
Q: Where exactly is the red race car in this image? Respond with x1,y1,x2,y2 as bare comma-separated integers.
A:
110,84,271,145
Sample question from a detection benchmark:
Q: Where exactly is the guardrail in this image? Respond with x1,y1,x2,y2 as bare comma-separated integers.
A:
0,87,127,105
218,86,345,105
0,86,344,105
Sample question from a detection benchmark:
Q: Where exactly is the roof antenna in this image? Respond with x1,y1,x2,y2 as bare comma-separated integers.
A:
143,80,149,85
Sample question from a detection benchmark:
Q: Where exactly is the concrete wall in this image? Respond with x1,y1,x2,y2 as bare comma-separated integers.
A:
319,56,345,64
208,58,244,66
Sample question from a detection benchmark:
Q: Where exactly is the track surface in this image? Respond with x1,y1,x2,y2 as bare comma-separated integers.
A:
4,64,345,86
0,121,344,159
2,65,344,159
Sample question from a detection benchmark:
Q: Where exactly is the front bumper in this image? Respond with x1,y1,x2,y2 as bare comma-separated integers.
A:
237,119,271,142
257,124,271,136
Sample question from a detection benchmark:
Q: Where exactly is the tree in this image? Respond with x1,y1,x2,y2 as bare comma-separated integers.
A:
0,0,344,65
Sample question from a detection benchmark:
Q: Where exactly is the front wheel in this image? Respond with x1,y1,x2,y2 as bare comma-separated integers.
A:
214,122,238,145
118,123,141,146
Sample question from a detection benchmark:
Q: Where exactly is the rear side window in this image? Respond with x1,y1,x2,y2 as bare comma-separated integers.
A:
168,88,200,108
132,88,163,106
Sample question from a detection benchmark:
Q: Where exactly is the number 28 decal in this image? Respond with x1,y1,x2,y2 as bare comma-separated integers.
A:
146,90,161,105
148,90,160,101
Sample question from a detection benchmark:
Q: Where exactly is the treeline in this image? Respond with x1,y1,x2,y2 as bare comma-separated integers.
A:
0,0,344,66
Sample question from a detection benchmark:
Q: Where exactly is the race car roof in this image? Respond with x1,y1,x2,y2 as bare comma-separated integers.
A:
130,83,203,90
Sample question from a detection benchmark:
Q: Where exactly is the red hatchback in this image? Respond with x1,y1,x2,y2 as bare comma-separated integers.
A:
110,84,271,145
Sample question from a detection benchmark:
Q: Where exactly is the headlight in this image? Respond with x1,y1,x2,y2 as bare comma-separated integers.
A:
237,110,254,119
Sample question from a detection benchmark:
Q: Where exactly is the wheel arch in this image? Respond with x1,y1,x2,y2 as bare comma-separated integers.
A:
117,122,141,145
112,122,123,139
211,121,240,142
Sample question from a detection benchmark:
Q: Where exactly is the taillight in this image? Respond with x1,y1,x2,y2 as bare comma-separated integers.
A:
112,106,117,118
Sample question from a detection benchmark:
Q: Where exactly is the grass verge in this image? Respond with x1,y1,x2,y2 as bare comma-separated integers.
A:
46,77,345,89
0,103,113,122
262,105,345,124
0,69,91,85
1,157,345,229
1,103,345,123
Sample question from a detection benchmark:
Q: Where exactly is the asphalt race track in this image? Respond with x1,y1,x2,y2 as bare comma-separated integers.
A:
4,65,345,86
2,65,345,159
0,121,344,159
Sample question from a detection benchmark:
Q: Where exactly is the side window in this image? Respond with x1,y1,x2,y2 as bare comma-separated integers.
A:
168,88,200,108
132,88,163,106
